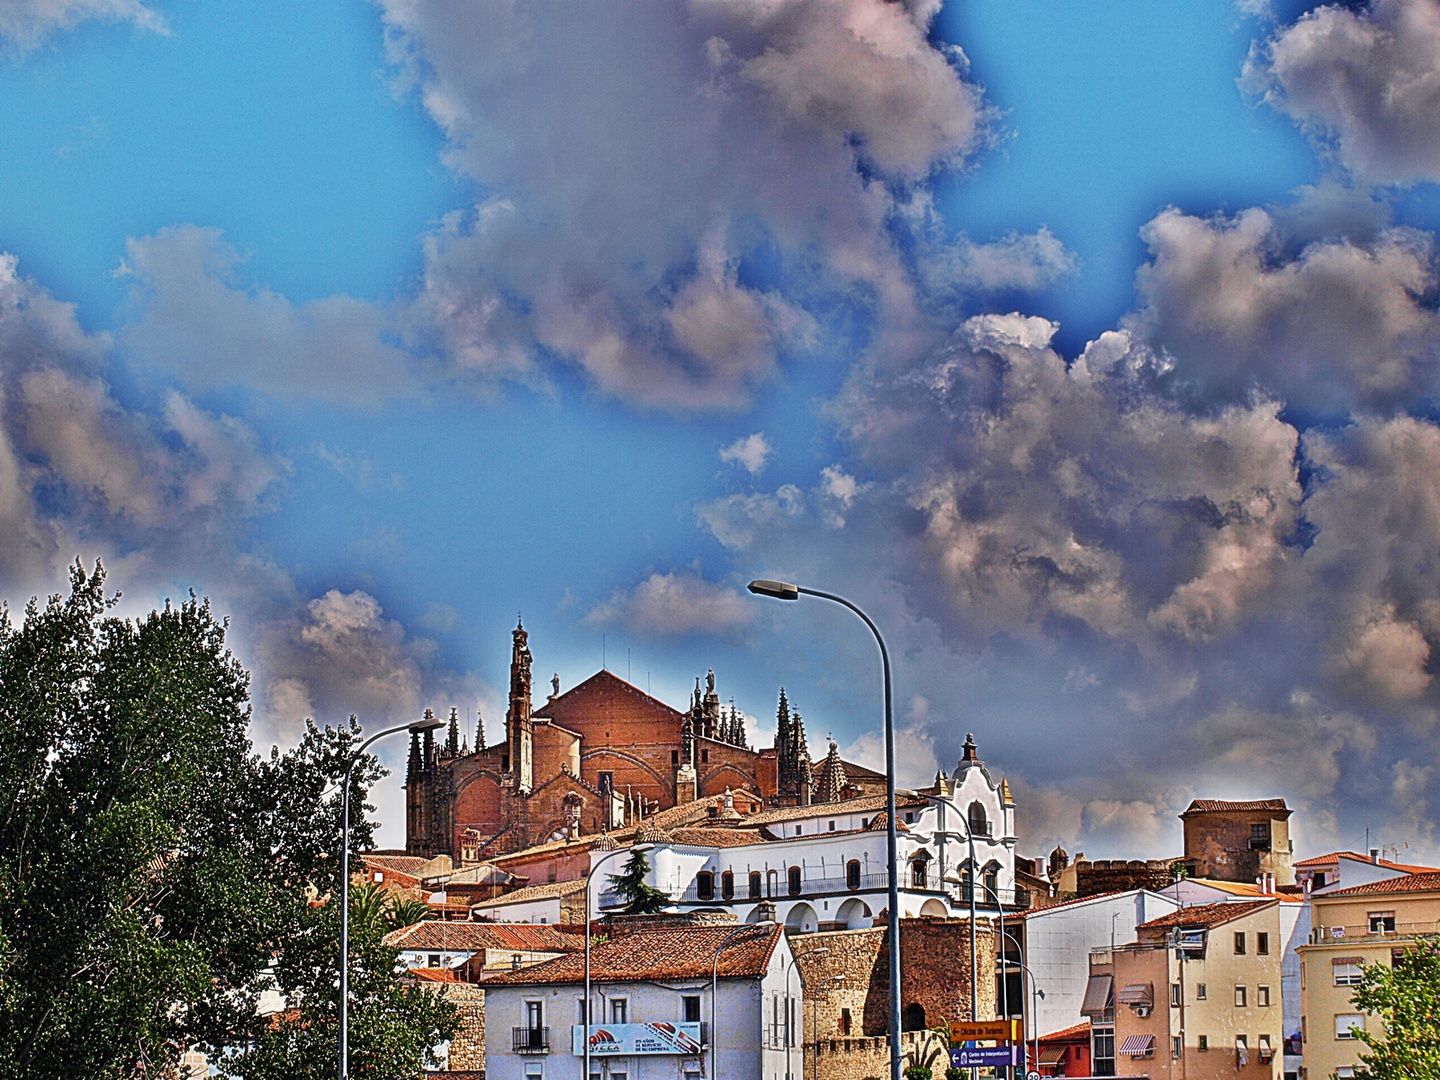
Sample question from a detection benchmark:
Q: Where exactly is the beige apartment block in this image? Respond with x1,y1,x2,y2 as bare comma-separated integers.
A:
1298,870,1440,1079
1096,899,1284,1078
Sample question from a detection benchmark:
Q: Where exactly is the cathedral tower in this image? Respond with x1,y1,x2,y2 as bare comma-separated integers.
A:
506,619,534,793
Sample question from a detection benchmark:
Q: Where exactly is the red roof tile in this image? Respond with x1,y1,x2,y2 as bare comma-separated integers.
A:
484,923,784,985
1137,900,1274,931
1041,1022,1091,1042
384,921,583,952
1321,871,1440,897
1181,799,1289,816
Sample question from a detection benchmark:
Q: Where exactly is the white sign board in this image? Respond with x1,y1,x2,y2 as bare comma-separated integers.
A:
572,1022,704,1056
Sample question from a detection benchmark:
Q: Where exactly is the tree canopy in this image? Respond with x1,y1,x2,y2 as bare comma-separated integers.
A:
0,561,454,1079
606,845,670,915
1349,938,1440,1079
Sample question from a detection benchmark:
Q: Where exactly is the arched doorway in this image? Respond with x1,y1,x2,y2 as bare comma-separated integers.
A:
835,897,873,930
784,902,819,934
903,1002,927,1032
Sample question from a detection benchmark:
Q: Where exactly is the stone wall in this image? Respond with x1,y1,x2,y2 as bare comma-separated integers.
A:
443,983,486,1073
1073,858,1177,897
812,1029,948,1080
1182,808,1294,886
791,916,998,1053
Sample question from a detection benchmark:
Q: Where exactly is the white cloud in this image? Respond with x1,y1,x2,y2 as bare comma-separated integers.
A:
0,0,165,54
377,0,988,408
720,432,773,476
1244,0,1440,185
587,571,755,637
119,227,419,406
843,724,940,790
1130,206,1439,414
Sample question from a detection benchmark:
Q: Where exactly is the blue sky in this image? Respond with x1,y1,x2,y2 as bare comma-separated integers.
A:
4,0,1440,861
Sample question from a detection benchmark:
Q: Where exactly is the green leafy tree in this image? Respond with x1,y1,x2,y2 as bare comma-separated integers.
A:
607,846,670,914
0,561,455,1079
1347,938,1440,1078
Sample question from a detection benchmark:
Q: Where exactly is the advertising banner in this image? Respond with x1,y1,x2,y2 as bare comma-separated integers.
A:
571,1022,704,1056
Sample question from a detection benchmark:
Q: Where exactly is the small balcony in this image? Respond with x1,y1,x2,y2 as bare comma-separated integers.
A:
512,1027,550,1054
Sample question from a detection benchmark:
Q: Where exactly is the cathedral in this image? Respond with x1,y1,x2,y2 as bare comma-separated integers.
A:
404,620,885,860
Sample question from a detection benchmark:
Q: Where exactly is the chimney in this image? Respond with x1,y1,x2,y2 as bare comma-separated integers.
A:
1371,848,1381,864
755,900,777,923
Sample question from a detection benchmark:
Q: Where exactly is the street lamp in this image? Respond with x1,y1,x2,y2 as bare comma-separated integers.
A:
710,922,755,1080
1000,930,1045,1075
339,711,445,1080
747,579,902,1080
582,842,650,1080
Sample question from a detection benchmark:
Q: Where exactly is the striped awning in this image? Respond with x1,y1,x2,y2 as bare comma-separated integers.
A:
1038,1047,1067,1065
1080,974,1113,1018
1119,1034,1155,1056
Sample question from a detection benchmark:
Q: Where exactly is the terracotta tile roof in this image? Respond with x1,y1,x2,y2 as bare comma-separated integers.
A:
1321,871,1440,897
1180,798,1289,816
361,854,431,876
490,836,619,867
1181,879,1306,903
384,921,583,952
737,793,926,828
1041,1021,1091,1042
646,790,764,831
484,922,785,986
669,827,771,848
1296,850,1440,874
1137,899,1274,931
472,879,587,907
408,967,461,982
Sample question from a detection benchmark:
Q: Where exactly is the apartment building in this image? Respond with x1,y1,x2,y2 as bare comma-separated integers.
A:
482,920,798,1080
1297,870,1440,1079
1090,900,1284,1077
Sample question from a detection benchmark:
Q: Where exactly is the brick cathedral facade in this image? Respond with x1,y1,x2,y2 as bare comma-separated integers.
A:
404,620,884,860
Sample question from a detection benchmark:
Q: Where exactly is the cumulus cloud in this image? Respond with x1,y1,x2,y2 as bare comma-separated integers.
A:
587,571,755,637
843,724,940,790
1130,206,1440,415
378,0,988,408
119,227,419,406
720,432,773,475
0,0,165,54
1244,0,1440,185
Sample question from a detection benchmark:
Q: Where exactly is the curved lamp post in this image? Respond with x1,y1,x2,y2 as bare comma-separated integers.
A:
1000,930,1044,1075
748,579,901,1080
710,923,753,1080
582,843,650,1080
339,712,445,1080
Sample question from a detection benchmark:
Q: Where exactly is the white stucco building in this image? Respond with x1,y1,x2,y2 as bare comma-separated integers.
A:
604,734,1023,933
482,920,801,1080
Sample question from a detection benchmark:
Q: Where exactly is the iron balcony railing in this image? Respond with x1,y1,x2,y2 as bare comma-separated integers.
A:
1310,921,1440,944
512,1027,550,1054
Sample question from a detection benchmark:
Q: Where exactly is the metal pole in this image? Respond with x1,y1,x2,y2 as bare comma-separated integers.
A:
1000,933,1042,1076
582,845,639,1080
339,720,429,1080
792,586,902,1080
982,880,1010,1080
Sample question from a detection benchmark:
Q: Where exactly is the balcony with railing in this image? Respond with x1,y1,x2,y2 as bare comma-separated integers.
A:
512,1027,550,1054
1310,920,1440,944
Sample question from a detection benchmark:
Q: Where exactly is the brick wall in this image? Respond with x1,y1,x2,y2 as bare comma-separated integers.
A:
811,1029,948,1080
1183,810,1294,886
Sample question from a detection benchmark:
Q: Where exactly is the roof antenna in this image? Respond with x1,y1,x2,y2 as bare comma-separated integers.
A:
602,633,607,671
628,647,631,683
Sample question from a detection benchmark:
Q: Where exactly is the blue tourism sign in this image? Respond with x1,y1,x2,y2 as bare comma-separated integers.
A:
951,1045,1023,1067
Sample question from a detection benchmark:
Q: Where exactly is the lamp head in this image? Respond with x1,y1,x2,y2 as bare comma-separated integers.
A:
748,579,800,601
408,714,446,734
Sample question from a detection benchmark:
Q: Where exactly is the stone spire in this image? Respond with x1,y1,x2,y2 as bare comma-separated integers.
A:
815,740,847,802
446,707,460,757
793,710,813,806
475,709,486,752
506,618,534,792
774,687,792,761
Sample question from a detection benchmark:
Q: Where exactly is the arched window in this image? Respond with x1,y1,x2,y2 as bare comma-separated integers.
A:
846,860,861,892
903,1003,927,1032
911,859,928,890
983,864,1000,905
696,871,714,901
749,871,762,899
968,801,990,838
721,870,735,900
788,865,802,897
